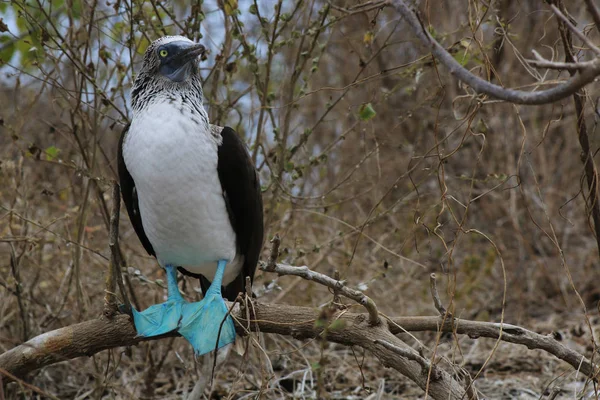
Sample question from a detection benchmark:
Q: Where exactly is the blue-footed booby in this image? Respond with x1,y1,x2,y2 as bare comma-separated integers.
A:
118,36,264,355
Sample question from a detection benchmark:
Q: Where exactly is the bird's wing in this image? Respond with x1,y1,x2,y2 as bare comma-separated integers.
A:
216,126,264,301
118,124,156,257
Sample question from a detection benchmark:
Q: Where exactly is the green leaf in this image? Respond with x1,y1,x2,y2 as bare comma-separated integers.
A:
358,103,376,121
45,145,61,161
137,36,150,55
223,0,238,15
0,35,15,64
452,52,470,67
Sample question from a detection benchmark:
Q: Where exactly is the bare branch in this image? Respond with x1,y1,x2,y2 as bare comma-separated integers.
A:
429,273,448,316
0,368,59,400
391,0,600,105
0,305,468,400
103,181,127,317
552,0,600,263
258,264,597,379
2,303,598,395
526,50,593,71
9,245,28,342
266,234,281,271
393,317,598,379
261,262,381,325
549,4,600,56
329,0,389,15
525,60,585,71
585,0,600,30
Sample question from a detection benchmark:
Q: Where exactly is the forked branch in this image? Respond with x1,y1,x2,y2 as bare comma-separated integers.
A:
0,304,469,399
261,235,381,325
1,300,597,399
391,0,600,105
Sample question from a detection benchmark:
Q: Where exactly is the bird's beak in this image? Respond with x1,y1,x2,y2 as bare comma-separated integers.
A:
173,43,206,65
160,42,206,82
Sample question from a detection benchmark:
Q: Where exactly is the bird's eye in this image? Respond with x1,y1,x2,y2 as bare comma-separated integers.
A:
159,49,168,58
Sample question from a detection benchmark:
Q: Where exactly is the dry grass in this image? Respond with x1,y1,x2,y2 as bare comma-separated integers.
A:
1,0,600,398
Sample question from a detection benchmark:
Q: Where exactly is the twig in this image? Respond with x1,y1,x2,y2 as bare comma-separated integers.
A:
0,368,60,400
9,245,28,342
244,275,252,297
250,0,282,163
104,182,130,317
526,52,593,71
211,300,239,387
429,274,448,316
333,270,342,305
261,262,381,325
142,337,175,398
241,276,256,337
460,370,479,400
266,234,281,271
391,0,600,105
0,205,108,261
242,275,259,345
549,4,600,56
329,0,389,15
386,316,598,380
103,182,118,317
547,386,562,400
585,0,600,31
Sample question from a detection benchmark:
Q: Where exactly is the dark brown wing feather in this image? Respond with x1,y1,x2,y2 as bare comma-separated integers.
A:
215,126,264,300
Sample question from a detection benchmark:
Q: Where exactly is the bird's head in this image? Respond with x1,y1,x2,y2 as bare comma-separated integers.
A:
139,35,205,83
131,36,206,111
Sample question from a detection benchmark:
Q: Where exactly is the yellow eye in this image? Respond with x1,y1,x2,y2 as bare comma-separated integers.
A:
159,49,168,58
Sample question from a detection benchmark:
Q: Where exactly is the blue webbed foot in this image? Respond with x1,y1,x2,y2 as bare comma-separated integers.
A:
177,260,236,355
132,264,184,337
132,299,184,336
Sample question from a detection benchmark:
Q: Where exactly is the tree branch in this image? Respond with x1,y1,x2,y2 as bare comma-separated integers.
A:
391,0,600,105
429,273,448,316
1,302,597,395
1,303,469,400
526,51,595,71
374,339,443,381
261,261,381,325
552,0,600,262
262,234,381,324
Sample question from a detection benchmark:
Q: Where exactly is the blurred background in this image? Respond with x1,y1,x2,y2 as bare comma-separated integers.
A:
1,0,600,398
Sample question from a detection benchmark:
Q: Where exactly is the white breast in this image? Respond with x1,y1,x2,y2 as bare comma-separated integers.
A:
123,101,242,284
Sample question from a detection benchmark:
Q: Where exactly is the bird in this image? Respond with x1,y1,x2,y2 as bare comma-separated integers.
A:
118,35,264,356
